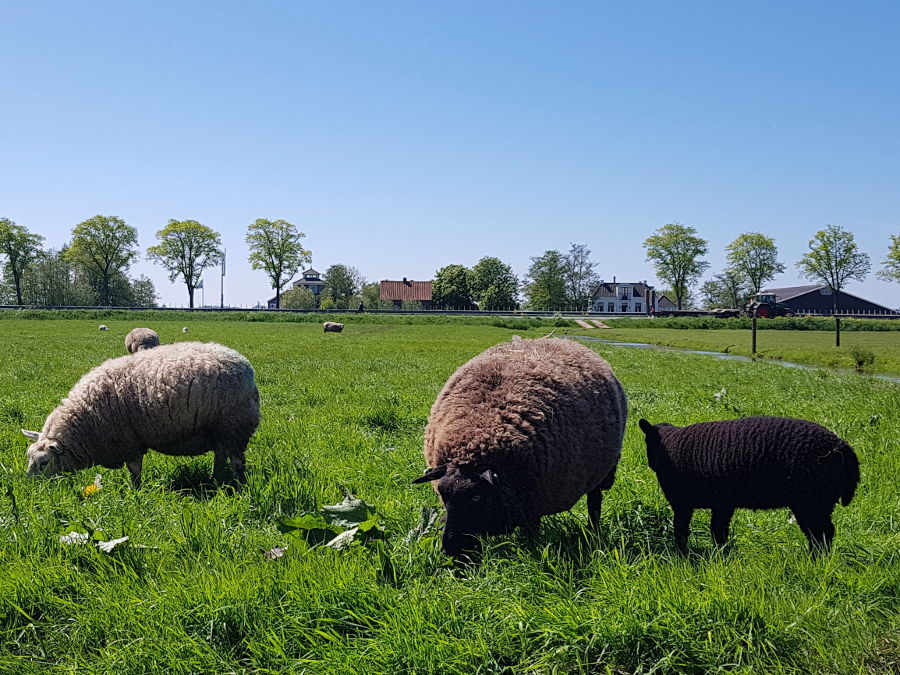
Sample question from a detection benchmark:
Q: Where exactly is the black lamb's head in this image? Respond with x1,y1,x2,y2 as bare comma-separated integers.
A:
413,463,510,556
638,418,674,472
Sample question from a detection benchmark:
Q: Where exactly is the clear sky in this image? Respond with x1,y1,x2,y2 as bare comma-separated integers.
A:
2,1,899,309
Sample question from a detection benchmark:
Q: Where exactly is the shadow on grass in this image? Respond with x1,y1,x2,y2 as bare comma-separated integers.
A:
167,463,232,500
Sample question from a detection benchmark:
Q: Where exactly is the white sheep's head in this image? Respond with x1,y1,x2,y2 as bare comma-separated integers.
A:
22,429,67,478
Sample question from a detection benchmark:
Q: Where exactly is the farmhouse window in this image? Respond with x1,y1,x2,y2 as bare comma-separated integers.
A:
608,302,615,312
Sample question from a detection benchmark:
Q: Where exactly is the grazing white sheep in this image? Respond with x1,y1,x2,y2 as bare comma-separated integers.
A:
182,327,189,333
323,322,344,333
23,342,260,487
98,325,108,331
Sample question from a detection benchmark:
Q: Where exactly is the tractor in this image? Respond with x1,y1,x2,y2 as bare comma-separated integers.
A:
746,292,794,318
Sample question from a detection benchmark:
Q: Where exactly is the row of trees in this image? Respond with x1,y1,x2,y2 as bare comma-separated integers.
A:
3,215,899,310
647,223,894,314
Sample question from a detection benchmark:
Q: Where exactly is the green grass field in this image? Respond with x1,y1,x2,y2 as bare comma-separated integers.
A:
563,326,900,377
0,319,898,673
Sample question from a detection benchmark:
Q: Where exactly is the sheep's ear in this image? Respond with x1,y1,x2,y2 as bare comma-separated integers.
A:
20,429,40,441
413,465,448,484
638,419,655,436
480,469,499,485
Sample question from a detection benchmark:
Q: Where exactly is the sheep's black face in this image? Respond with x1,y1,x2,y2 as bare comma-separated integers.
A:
639,419,670,472
436,467,508,557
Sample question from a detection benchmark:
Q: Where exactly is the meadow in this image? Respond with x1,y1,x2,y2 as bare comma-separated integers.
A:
0,318,898,674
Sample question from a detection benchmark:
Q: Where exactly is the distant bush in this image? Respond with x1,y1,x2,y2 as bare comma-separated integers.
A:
848,345,877,370
604,316,900,331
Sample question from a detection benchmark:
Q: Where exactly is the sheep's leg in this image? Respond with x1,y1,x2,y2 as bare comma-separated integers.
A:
522,518,541,539
587,487,604,528
126,455,143,489
794,508,835,555
672,506,694,552
212,450,230,483
229,450,246,485
710,507,735,548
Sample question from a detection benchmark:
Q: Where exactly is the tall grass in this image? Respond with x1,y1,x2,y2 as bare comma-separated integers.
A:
0,320,897,673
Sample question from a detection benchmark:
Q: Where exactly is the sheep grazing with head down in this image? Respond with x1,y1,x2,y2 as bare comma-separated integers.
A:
125,327,160,353
415,338,628,556
98,325,108,331
323,322,344,333
639,417,860,553
23,342,260,487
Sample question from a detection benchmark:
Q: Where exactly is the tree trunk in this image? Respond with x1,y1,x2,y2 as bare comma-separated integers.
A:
188,285,194,309
275,275,281,309
13,268,22,305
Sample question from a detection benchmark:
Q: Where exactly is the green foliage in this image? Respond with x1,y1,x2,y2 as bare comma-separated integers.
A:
469,256,518,310
643,223,710,310
67,215,139,306
796,225,871,299
563,243,599,310
524,249,568,310
0,319,897,672
280,285,317,309
245,219,311,309
877,233,900,283
360,282,392,310
726,233,785,295
0,218,44,304
432,264,474,309
147,219,223,308
848,345,876,370
323,264,364,309
700,270,749,309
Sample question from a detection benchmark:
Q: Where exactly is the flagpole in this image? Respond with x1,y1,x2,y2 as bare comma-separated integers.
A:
221,248,226,309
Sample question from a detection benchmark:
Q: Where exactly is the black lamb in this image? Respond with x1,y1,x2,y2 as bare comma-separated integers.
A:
639,417,860,553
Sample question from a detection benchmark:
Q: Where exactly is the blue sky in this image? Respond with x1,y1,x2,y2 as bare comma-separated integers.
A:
2,1,898,308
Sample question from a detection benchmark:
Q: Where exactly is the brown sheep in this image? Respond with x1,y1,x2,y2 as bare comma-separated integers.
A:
414,338,627,556
125,327,160,353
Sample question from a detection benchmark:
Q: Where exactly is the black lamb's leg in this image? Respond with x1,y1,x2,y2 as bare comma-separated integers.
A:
710,507,735,548
672,505,694,553
794,507,836,555
587,486,604,528
126,454,143,489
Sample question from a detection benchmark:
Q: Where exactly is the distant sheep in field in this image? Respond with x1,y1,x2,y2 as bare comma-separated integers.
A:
98,325,108,331
415,338,628,556
125,327,160,353
182,327,189,333
639,417,860,553
323,322,344,333
23,342,260,487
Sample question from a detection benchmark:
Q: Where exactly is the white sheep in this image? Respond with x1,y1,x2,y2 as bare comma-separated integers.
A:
98,324,108,331
182,327,189,333
323,322,344,333
23,342,260,487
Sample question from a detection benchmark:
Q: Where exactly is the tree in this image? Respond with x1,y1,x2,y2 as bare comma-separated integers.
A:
563,243,599,310
323,264,364,308
280,285,317,309
524,250,568,310
246,219,311,309
877,234,900,283
643,223,710,310
129,275,159,307
796,225,871,346
725,233,785,295
360,282,393,309
147,219,223,308
469,256,518,310
432,264,475,310
700,269,749,309
0,219,44,305
67,215,139,306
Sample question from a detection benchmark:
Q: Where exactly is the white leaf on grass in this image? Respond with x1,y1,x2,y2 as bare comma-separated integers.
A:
97,536,129,553
325,527,359,550
59,531,89,545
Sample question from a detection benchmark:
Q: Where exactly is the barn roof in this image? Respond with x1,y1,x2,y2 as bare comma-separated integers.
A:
380,279,433,301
